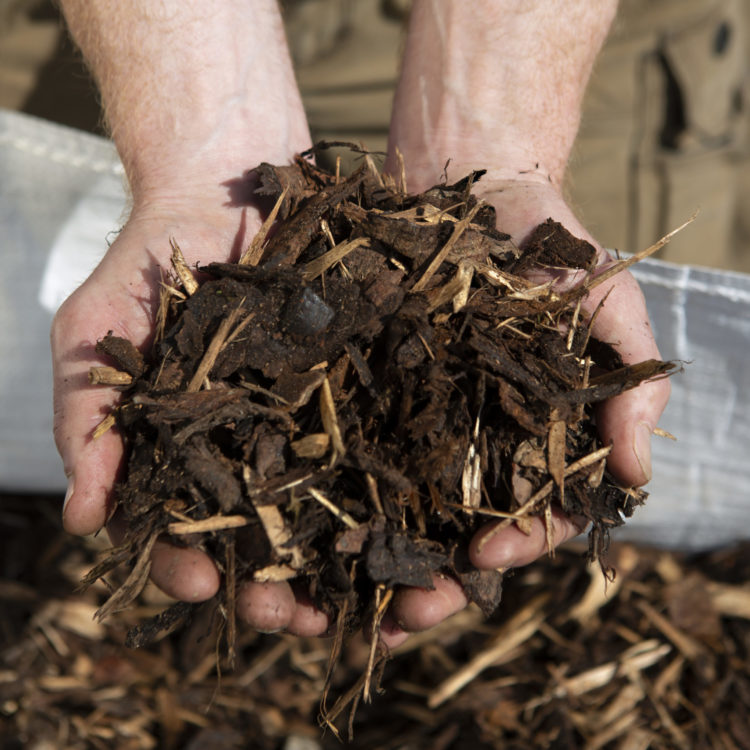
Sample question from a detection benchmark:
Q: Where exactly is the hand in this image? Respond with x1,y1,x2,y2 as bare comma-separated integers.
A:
56,0,322,634
51,197,330,635
376,175,671,648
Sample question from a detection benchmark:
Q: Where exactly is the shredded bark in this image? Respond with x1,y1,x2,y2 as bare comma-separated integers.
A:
82,145,680,724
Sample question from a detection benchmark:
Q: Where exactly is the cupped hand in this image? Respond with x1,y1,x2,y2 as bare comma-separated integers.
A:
52,197,331,636
376,175,671,649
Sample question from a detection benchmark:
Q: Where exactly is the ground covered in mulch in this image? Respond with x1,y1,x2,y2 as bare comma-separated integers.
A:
2,493,750,749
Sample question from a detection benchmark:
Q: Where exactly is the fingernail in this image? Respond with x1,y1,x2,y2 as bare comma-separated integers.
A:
634,422,653,483
62,477,75,515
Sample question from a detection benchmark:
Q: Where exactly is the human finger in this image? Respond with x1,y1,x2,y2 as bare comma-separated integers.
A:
285,584,331,637
148,541,222,602
53,295,133,535
378,612,411,650
107,513,221,603
583,268,671,485
469,507,586,571
389,573,468,633
236,580,296,633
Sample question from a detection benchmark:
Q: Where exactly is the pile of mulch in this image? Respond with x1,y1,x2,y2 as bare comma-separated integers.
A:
83,147,676,692
2,493,750,749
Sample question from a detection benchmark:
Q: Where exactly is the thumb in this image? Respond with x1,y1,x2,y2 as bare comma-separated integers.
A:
52,292,129,535
584,268,671,486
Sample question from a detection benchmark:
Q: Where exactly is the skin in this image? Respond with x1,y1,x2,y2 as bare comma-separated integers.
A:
54,0,669,647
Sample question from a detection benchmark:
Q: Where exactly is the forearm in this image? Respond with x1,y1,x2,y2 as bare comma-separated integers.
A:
60,1,311,205
388,0,618,189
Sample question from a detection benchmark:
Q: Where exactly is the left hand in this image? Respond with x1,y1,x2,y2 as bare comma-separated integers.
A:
377,175,671,648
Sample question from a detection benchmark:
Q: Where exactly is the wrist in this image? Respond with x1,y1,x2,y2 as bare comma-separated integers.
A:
61,0,312,207
387,0,618,192
128,120,311,211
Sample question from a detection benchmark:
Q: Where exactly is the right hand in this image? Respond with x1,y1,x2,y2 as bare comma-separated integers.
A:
52,198,330,636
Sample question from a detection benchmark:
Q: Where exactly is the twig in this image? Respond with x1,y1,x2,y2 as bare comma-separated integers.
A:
301,237,370,281
167,515,249,535
186,300,246,392
239,188,288,265
88,367,133,386
308,488,359,530
412,202,483,292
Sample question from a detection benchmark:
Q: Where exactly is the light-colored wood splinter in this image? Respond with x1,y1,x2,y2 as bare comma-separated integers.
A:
547,407,567,554
186,299,246,392
169,238,198,296
308,487,359,530
301,237,370,281
92,413,116,440
253,563,297,582
654,427,677,441
395,145,407,194
221,311,256,351
526,639,672,709
88,366,133,386
461,417,482,511
547,409,566,491
577,212,697,297
365,472,384,515
243,465,308,570
411,202,483,293
569,544,639,624
319,376,346,462
363,151,384,189
239,187,288,266
290,433,330,459
167,515,249,535
425,261,474,313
